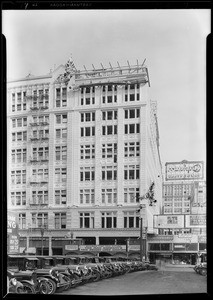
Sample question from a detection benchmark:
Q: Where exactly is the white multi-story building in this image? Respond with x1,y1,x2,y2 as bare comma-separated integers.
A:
7,58,163,256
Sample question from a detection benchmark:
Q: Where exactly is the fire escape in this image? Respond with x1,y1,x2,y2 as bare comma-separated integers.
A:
27,89,50,227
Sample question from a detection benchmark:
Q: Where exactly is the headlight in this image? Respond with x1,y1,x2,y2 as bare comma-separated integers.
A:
12,278,17,286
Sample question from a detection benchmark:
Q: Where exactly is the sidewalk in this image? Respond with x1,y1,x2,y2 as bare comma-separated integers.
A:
159,264,195,272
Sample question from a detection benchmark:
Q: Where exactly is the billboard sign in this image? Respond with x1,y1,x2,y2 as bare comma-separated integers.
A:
185,215,206,227
7,211,19,253
154,215,184,228
165,160,204,181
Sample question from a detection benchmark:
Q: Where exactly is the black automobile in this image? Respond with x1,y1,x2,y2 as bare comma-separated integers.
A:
194,262,207,276
7,269,36,294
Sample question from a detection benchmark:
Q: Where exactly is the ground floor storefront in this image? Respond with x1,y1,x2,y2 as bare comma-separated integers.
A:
16,233,206,266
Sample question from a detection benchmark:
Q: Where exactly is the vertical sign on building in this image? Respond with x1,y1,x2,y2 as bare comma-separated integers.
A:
7,211,19,253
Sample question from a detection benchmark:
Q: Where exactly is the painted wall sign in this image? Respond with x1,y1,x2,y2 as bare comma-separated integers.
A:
65,245,79,251
185,215,206,227
165,161,204,181
79,245,126,252
154,215,184,228
7,211,19,253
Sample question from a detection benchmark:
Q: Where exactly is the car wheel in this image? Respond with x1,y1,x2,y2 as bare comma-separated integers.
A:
21,282,36,294
62,275,72,290
44,279,57,294
39,280,50,294
200,269,207,276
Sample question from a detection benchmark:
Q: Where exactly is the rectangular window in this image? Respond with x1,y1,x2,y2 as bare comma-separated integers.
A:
124,187,140,203
107,96,112,103
80,126,95,137
55,190,67,205
124,165,140,180
55,88,66,107
31,190,48,205
55,167,66,183
130,94,135,101
80,167,95,181
102,189,117,204
31,213,48,229
12,148,27,164
12,131,27,142
102,110,118,121
55,128,67,139
19,213,26,229
101,212,117,228
102,166,117,181
124,108,140,119
102,143,117,161
80,144,95,159
81,112,95,122
55,213,66,229
124,142,140,157
124,123,140,134
80,212,94,228
102,125,117,136
11,191,26,206
56,114,67,124
85,98,90,105
11,169,26,184
124,212,139,228
55,146,67,161
12,118,27,128
80,189,94,204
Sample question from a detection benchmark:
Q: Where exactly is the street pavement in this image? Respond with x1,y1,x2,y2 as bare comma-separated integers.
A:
59,266,207,295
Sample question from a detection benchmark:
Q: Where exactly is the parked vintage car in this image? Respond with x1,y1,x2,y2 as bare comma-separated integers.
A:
7,255,70,294
194,262,207,276
7,269,36,294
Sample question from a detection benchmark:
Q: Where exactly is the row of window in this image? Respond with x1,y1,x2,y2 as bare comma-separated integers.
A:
12,127,140,147
80,124,140,137
11,142,141,164
12,109,140,129
11,165,140,185
164,208,190,214
18,211,140,229
10,187,140,206
11,84,141,112
79,165,140,181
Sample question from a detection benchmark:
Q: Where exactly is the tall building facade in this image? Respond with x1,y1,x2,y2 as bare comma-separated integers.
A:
149,160,206,265
7,58,163,256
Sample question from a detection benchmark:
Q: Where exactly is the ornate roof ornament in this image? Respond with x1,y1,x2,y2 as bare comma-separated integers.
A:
56,56,77,87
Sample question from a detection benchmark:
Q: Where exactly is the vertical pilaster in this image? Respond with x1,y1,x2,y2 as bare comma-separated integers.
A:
48,112,55,206
140,104,147,196
49,237,52,256
95,109,102,206
117,107,124,205
70,110,80,206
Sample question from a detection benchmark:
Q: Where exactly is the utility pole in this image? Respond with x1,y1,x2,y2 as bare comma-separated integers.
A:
136,182,157,262
140,217,143,262
41,228,44,256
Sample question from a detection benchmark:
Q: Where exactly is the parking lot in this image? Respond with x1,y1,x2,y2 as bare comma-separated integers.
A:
60,266,207,295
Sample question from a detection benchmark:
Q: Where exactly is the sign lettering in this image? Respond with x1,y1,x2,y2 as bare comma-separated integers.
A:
165,161,204,181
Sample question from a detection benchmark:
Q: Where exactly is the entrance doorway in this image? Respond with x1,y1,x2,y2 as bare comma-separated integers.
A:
37,248,49,255
52,248,63,255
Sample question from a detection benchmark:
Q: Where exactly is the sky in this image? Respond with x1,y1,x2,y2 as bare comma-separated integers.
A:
2,9,210,171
